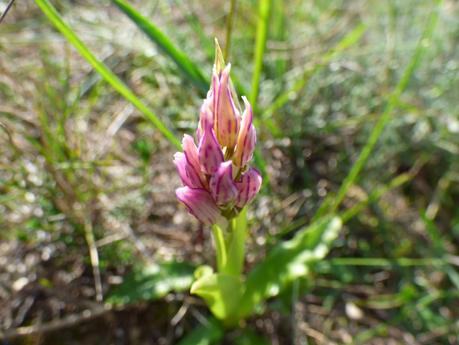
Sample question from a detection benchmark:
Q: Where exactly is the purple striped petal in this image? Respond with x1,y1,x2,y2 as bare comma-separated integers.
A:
182,134,206,187
235,168,262,208
176,187,223,225
214,64,240,149
209,161,238,206
173,152,192,186
173,152,203,188
234,96,256,168
198,124,224,175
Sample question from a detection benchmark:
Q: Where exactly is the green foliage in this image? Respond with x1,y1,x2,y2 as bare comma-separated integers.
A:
34,0,180,148
177,318,224,345
233,329,271,345
314,0,443,220
108,261,195,305
250,0,271,105
191,216,341,325
238,216,342,319
112,0,208,92
191,270,244,322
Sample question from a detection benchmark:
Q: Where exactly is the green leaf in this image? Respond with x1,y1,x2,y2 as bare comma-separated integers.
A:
34,0,181,149
238,216,342,319
107,261,194,305
190,272,243,322
177,318,224,345
112,0,208,92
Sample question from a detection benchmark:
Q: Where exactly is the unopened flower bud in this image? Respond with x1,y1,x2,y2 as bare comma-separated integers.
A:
174,41,262,225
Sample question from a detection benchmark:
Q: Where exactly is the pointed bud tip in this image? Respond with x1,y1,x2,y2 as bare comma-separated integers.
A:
214,38,226,75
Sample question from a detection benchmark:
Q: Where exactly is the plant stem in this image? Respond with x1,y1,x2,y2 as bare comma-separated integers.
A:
211,224,228,272
225,209,247,276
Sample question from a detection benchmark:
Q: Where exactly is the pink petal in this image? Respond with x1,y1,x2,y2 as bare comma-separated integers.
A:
173,152,192,186
173,152,203,188
209,161,238,206
234,96,256,167
198,124,224,175
235,168,262,208
214,64,240,149
182,134,206,187
176,187,223,225
196,95,214,142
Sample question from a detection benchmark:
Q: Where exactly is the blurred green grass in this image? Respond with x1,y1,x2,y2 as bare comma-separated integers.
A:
1,0,459,343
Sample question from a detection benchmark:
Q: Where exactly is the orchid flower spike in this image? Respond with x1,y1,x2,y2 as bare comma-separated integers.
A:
174,40,262,225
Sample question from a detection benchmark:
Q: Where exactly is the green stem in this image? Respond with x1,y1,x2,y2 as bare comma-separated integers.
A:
211,224,228,272
212,209,248,276
225,208,248,276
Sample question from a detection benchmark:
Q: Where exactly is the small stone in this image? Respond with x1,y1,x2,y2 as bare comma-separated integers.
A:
345,301,363,320
13,277,29,291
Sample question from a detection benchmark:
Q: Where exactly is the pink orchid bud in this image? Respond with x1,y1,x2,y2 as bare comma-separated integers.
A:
214,64,240,149
176,187,223,226
209,161,238,206
198,124,224,175
234,96,256,168
182,134,206,187
175,41,262,225
235,168,262,208
196,93,214,142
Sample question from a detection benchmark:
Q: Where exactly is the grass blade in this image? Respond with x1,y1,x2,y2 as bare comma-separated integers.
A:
250,0,271,105
314,0,443,219
34,0,181,149
271,0,286,78
112,0,208,92
248,0,273,189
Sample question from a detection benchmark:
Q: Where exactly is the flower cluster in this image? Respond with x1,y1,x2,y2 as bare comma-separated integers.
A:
174,59,261,225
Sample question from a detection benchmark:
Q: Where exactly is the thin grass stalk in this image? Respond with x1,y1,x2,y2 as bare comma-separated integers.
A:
250,0,271,105
0,0,16,23
84,220,103,302
224,0,237,61
326,257,447,267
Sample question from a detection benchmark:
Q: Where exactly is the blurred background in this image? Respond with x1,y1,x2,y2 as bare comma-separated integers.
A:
1,0,458,344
